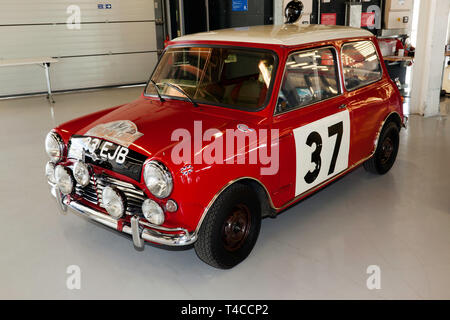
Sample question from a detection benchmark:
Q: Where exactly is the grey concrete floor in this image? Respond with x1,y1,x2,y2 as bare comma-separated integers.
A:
0,87,449,299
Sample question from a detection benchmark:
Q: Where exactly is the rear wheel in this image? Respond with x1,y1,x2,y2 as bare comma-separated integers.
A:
364,121,400,175
194,184,261,269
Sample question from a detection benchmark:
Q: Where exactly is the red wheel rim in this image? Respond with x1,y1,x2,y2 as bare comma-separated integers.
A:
222,204,251,252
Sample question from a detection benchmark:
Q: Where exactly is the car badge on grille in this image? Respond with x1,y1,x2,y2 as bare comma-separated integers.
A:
85,120,144,148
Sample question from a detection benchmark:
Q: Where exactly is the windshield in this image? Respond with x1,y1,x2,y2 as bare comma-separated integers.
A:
145,46,277,111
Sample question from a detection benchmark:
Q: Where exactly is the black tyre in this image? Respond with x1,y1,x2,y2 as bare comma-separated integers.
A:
194,183,261,269
364,121,400,175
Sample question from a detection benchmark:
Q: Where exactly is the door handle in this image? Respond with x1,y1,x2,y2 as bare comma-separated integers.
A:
339,104,347,110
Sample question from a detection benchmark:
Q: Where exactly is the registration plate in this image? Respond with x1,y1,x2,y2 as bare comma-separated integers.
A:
68,136,147,181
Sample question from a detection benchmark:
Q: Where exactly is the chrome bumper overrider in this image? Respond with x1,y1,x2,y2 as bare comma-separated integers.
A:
50,185,197,248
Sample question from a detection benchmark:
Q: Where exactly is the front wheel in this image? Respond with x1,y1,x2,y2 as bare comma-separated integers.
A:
364,121,400,175
194,184,261,269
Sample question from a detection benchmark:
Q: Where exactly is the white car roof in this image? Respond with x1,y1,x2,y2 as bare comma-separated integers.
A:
172,24,374,46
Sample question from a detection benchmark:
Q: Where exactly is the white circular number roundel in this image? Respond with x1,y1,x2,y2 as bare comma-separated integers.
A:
293,110,350,196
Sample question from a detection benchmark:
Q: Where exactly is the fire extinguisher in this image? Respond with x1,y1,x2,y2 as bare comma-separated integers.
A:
164,35,170,48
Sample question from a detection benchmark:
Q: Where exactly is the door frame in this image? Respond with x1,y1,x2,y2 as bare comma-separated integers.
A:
272,43,351,203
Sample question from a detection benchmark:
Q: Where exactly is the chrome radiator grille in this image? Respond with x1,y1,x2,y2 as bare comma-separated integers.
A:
75,180,98,204
75,174,146,216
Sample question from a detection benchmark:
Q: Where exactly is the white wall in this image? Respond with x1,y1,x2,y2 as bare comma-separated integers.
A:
410,0,450,116
0,0,159,96
274,0,284,25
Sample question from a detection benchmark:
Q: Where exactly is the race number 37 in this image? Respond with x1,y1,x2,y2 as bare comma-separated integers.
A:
293,110,350,196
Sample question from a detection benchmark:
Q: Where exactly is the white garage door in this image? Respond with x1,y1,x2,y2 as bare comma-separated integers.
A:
0,0,161,97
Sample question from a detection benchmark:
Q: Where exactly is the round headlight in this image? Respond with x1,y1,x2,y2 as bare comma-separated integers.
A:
55,166,74,195
45,162,56,184
73,161,90,187
143,161,173,199
142,199,165,225
45,132,64,163
102,186,125,219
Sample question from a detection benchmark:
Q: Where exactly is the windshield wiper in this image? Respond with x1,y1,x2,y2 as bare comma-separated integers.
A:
149,79,165,102
161,82,198,107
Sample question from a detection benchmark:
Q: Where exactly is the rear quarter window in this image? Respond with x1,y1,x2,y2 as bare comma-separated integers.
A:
341,41,382,91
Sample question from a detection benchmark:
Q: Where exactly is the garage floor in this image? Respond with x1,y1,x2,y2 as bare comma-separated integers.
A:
1,87,449,299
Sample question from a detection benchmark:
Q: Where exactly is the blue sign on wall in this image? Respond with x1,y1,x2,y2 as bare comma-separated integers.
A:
232,0,248,12
98,3,112,9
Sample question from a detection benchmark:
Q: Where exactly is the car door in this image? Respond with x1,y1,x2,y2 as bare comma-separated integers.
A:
273,45,352,204
340,40,388,164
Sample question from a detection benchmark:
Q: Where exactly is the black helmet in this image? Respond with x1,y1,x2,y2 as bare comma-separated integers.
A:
285,0,304,24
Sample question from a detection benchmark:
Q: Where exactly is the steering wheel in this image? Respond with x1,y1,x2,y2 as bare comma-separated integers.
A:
196,87,221,103
172,64,211,83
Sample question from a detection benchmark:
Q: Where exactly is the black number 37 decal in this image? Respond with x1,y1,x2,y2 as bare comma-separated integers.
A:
304,121,344,184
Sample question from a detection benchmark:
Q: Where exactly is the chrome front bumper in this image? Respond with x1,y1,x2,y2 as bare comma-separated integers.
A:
51,185,197,248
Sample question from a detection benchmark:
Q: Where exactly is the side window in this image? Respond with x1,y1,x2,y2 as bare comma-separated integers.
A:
342,41,382,91
277,47,340,114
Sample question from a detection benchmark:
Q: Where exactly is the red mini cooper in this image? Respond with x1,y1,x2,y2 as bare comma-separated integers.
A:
45,24,406,269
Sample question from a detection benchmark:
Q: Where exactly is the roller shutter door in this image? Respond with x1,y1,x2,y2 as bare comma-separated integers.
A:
0,0,161,96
